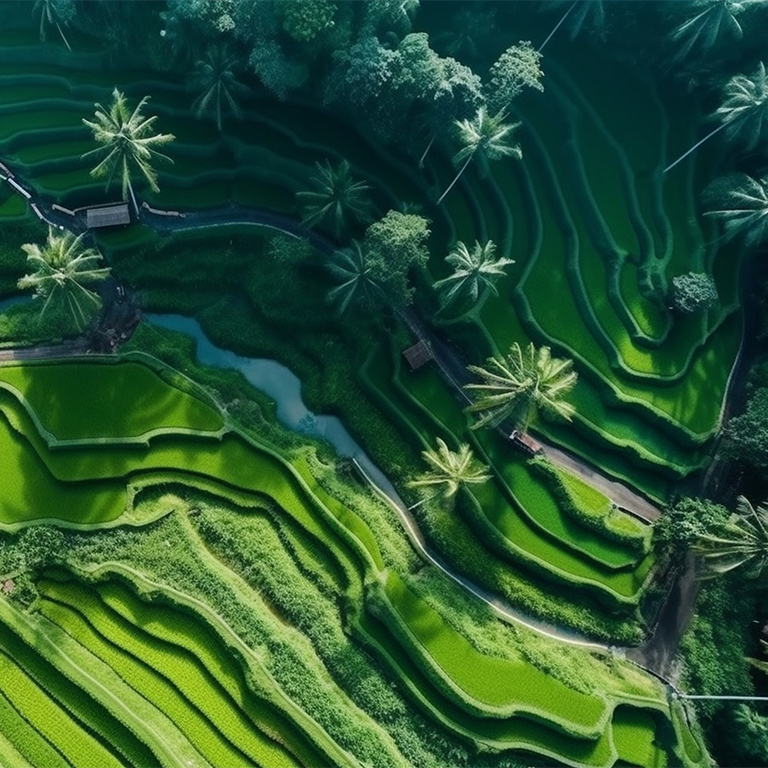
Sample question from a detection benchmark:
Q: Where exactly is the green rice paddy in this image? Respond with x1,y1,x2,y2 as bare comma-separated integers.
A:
0,10,727,765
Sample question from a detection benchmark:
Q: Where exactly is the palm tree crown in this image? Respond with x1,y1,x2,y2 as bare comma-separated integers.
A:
465,342,577,431
190,45,250,132
704,173,768,248
694,496,768,578
33,0,72,49
409,438,490,501
436,108,521,205
669,0,743,63
433,239,514,310
82,88,175,209
715,61,768,150
664,61,768,173
326,241,385,315
17,228,110,329
297,159,373,239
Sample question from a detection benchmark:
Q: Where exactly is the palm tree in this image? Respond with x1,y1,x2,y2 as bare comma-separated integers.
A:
33,0,72,50
668,0,744,64
409,438,490,502
296,159,374,239
664,62,768,174
694,496,768,578
436,108,522,205
704,173,768,248
326,241,385,315
464,342,577,431
17,228,110,329
433,239,514,311
539,0,605,52
82,88,175,215
190,45,250,132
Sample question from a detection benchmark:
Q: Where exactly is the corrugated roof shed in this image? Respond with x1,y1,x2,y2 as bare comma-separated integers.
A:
86,203,130,229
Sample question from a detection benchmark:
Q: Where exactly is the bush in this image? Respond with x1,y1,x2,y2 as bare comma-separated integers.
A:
670,273,719,314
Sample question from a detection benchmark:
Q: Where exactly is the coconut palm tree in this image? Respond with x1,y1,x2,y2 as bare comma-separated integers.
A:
664,62,768,173
409,438,490,502
82,88,175,215
704,173,768,248
33,0,72,50
539,0,605,52
17,228,110,329
190,44,250,132
326,241,385,315
668,0,744,63
297,159,374,239
694,496,768,578
436,108,522,206
464,341,577,431
433,239,514,311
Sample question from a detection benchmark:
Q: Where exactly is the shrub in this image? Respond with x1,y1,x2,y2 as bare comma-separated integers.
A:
670,273,719,314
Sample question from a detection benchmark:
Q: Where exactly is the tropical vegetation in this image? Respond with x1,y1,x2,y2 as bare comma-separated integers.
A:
1,0,766,764
465,342,578,431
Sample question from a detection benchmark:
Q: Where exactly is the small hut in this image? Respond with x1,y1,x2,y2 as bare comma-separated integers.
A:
86,202,130,229
509,429,543,456
402,339,434,371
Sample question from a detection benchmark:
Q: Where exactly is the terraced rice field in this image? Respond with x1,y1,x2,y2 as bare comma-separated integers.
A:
0,356,702,766
0,13,724,766
0,20,740,501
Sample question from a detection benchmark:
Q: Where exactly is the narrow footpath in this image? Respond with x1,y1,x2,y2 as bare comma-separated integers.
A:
1,159,710,666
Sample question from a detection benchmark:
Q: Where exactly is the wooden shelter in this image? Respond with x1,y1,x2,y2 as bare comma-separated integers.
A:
402,339,434,371
509,430,543,456
86,202,130,229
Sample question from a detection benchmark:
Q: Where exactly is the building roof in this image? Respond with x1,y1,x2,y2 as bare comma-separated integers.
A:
509,430,543,455
86,203,131,229
403,339,434,371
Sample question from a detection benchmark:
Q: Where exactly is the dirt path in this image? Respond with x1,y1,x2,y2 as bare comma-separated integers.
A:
0,338,89,362
627,554,700,678
542,443,661,521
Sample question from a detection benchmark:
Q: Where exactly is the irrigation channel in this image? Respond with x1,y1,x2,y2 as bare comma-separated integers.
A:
1,163,682,659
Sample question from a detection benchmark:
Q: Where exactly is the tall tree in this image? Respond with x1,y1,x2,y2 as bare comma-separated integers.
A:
464,342,577,431
17,228,110,329
668,0,744,63
363,210,430,305
664,62,768,173
694,496,768,578
409,438,490,502
539,0,606,51
326,240,385,315
296,159,374,239
190,44,250,132
33,0,73,49
436,107,522,205
433,239,514,311
82,88,175,214
704,173,768,248
486,41,544,115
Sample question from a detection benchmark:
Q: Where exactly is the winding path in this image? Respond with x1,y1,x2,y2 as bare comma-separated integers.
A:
0,158,677,658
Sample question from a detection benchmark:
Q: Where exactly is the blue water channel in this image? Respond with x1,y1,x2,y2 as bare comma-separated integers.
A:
146,313,368,458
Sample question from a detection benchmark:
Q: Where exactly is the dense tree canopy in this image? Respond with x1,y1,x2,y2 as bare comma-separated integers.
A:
362,210,431,305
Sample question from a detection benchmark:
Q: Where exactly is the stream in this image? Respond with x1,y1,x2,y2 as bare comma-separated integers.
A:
145,312,602,649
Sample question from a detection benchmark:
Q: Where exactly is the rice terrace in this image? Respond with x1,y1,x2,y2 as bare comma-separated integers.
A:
1,1,768,766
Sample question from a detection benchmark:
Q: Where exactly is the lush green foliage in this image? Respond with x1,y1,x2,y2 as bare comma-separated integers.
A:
17,228,109,329
671,272,719,314
465,342,577,430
